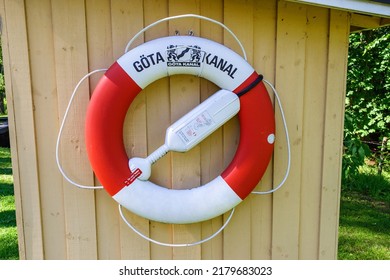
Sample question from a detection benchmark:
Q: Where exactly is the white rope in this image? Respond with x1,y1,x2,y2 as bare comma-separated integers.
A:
55,69,107,190
119,204,235,247
124,14,247,61
251,79,291,195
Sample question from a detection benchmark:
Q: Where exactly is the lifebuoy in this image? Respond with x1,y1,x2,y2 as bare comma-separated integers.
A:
85,36,275,224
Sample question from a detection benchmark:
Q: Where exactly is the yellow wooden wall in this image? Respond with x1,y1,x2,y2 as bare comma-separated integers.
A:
0,0,350,260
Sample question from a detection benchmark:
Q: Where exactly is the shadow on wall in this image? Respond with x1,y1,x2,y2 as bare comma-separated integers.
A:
0,117,10,148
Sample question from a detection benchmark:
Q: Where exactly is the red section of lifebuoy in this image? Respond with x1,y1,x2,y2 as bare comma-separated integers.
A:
223,72,275,199
85,62,141,195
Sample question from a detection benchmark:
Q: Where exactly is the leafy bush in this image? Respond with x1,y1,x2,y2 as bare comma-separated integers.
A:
0,39,6,115
343,26,390,180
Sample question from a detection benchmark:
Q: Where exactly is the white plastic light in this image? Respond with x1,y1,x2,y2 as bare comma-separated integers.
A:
128,89,240,179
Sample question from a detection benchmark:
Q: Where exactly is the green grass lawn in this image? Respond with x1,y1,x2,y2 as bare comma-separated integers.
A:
0,146,388,260
0,147,18,260
338,166,390,260
338,192,390,259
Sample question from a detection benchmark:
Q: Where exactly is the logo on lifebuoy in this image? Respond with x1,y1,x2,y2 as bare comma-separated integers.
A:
167,45,202,67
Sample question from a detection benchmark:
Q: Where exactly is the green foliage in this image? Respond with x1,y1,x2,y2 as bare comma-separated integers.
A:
0,74,4,94
0,38,6,115
343,26,390,180
347,27,390,137
343,111,372,180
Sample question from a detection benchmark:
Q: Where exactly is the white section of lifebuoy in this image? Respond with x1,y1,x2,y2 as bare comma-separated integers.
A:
117,36,254,91
113,176,242,224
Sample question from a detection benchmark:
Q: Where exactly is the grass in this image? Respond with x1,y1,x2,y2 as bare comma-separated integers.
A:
0,145,388,260
338,166,390,260
0,147,18,260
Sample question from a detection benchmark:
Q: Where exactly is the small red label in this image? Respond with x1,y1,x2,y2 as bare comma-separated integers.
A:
123,168,142,186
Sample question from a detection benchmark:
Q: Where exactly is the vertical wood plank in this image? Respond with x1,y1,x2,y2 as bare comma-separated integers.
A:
86,0,113,80
0,0,26,260
51,0,97,259
251,0,277,260
85,0,121,260
109,0,151,259
169,0,202,259
143,0,173,260
25,0,67,259
319,10,350,260
111,0,144,56
223,0,254,260
299,5,329,259
273,0,306,259
0,0,25,260
0,0,43,260
199,0,224,260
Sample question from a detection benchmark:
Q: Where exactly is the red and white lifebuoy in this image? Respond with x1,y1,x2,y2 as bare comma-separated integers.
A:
85,36,275,224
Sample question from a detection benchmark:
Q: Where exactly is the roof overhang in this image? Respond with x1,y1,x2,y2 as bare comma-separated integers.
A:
286,0,390,18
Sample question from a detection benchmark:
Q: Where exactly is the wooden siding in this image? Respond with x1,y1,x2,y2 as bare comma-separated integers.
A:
0,0,350,260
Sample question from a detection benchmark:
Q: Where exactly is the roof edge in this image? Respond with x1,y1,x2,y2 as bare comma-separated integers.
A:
286,0,390,18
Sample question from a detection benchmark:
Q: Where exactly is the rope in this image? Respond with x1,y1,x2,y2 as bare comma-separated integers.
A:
55,69,107,190
119,205,235,247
